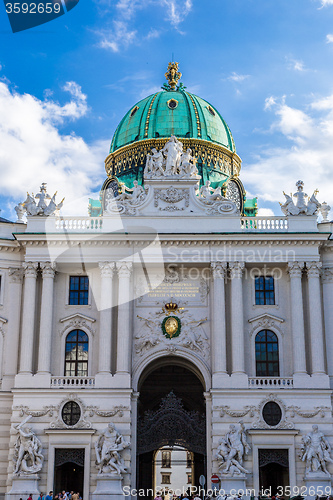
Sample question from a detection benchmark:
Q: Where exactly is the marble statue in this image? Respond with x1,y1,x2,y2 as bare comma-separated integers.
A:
146,148,164,176
300,425,333,476
144,137,199,178
280,181,321,216
198,180,223,202
217,422,250,476
179,148,198,176
21,183,64,216
95,423,129,475
162,135,183,175
13,416,44,476
105,181,147,215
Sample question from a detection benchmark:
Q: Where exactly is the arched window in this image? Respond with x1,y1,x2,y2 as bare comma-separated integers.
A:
255,329,279,377
65,330,89,376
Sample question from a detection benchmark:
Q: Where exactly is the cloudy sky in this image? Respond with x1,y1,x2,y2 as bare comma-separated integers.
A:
1,0,333,218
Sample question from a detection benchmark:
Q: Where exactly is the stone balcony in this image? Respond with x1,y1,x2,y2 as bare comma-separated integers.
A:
51,376,95,388
248,377,294,389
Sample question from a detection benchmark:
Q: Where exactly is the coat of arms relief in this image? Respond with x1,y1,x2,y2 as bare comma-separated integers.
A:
134,300,209,360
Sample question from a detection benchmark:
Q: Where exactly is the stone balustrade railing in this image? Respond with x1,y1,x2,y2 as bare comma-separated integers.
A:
51,376,95,388
55,217,103,232
248,377,294,388
240,216,289,231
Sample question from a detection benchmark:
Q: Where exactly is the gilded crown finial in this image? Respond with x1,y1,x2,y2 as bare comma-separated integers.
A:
165,300,178,313
165,62,182,91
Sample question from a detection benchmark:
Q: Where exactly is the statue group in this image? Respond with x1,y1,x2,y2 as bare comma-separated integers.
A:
300,424,333,476
15,183,64,220
13,417,44,476
280,180,321,216
95,423,130,476
144,136,198,178
216,422,251,476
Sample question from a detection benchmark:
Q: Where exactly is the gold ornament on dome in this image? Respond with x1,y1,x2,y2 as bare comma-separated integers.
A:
165,62,182,91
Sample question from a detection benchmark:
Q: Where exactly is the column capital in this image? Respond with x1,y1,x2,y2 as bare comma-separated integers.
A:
40,262,56,279
211,261,227,279
229,261,245,279
322,266,333,283
116,261,133,278
287,261,303,278
99,262,115,278
23,262,38,278
9,267,23,284
306,261,322,278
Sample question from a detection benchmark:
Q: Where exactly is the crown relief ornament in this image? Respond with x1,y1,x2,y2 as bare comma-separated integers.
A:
135,298,208,357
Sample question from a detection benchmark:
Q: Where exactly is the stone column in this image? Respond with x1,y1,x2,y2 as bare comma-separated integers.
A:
37,262,56,374
306,262,326,375
19,262,38,374
98,262,115,374
2,268,23,387
211,262,227,375
230,262,245,375
116,262,132,375
288,262,307,375
322,266,333,379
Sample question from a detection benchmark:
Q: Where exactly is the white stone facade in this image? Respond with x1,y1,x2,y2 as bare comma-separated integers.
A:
0,171,333,500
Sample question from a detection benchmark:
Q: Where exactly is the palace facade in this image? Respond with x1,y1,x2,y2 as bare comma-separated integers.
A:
0,64,333,500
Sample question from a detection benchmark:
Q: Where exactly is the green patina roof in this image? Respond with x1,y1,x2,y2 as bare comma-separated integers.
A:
110,89,236,153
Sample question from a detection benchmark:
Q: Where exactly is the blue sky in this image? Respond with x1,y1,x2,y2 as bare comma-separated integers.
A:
1,0,333,218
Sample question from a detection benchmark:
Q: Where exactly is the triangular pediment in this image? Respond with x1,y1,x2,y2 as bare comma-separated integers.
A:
60,313,96,324
248,313,284,324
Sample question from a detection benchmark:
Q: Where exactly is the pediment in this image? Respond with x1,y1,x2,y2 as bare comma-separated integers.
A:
60,313,96,324
248,313,284,324
59,313,96,337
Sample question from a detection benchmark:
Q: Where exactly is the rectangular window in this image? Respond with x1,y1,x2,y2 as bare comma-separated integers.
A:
161,473,171,484
255,276,275,305
161,451,171,468
187,473,192,484
69,276,89,305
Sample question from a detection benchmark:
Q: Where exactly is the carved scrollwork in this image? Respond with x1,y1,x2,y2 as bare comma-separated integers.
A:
287,406,330,418
154,186,190,211
218,406,257,418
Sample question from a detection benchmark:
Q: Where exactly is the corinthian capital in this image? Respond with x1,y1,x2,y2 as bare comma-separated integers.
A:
211,262,227,279
287,261,303,278
322,267,333,283
40,262,56,279
116,261,133,278
9,267,23,284
23,262,38,278
99,262,115,278
306,261,322,278
229,261,245,279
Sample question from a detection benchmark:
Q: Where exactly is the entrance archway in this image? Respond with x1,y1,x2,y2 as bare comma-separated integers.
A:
137,359,207,496
53,449,84,496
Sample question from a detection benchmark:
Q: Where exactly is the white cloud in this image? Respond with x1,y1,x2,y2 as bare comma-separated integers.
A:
227,72,250,82
320,0,333,5
96,0,192,51
242,94,333,216
326,33,333,43
98,21,137,52
0,79,107,217
287,57,306,72
257,208,275,217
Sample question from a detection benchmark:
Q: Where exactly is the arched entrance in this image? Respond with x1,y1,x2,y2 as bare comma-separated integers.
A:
136,358,207,496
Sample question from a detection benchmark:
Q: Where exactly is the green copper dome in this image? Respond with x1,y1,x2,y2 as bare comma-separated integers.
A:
110,89,236,154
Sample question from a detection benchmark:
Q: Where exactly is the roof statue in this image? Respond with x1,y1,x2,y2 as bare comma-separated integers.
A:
280,180,321,216
164,61,182,91
144,136,199,179
16,183,64,219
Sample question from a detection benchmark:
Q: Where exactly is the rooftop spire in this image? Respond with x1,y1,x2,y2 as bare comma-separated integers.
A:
165,62,182,91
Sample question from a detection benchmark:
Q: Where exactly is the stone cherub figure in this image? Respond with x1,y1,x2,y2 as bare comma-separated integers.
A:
13,416,44,476
95,423,130,475
300,424,333,476
216,421,250,476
